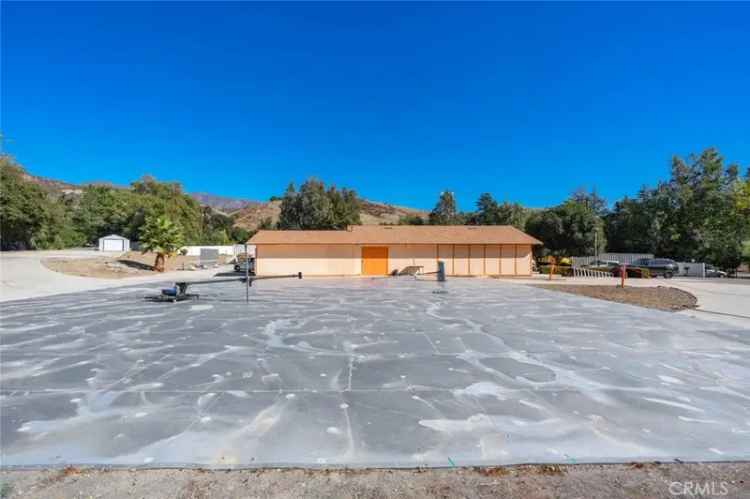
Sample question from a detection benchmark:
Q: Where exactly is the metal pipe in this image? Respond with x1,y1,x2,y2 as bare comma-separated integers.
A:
244,243,249,304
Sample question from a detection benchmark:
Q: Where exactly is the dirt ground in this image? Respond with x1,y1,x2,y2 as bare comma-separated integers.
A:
1,463,748,499
535,284,698,311
42,252,230,279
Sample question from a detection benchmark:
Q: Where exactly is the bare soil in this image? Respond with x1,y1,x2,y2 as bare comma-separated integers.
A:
42,252,229,279
535,284,698,311
1,463,748,499
232,199,427,231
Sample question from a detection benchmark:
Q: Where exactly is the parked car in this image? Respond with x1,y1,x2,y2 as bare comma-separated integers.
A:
584,259,620,271
611,265,651,278
705,264,727,278
234,255,256,275
613,258,678,278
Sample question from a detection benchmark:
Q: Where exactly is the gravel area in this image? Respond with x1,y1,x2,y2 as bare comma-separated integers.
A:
2,462,749,499
534,284,698,311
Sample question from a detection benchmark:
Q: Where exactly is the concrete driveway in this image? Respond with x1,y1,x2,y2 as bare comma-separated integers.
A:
664,278,750,324
0,249,228,302
510,275,750,329
1,278,748,468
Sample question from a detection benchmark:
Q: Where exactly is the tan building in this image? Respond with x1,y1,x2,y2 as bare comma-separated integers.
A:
249,225,542,277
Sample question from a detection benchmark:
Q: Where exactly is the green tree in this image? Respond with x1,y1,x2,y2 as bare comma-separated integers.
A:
328,186,361,228
525,209,565,256
603,148,749,270
398,214,426,225
277,183,301,229
127,175,203,244
429,191,459,225
525,191,606,257
297,179,334,228
199,206,246,244
570,187,607,216
604,193,657,254
475,193,500,225
73,185,132,243
138,215,185,272
0,156,84,249
229,225,251,243
1,157,50,249
473,193,529,229
495,202,529,230
258,217,274,230
277,179,361,229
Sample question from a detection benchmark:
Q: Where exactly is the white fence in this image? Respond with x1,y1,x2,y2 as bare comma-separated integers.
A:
572,253,653,266
570,266,613,279
234,244,255,256
677,262,705,277
573,259,708,278
180,245,252,257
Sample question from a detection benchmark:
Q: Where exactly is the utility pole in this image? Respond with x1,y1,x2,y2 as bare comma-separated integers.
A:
244,243,250,304
594,230,599,261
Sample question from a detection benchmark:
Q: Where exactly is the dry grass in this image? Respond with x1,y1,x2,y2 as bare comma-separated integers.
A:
3,463,748,499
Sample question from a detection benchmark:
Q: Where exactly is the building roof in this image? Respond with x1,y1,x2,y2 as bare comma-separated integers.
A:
249,225,542,245
98,234,129,240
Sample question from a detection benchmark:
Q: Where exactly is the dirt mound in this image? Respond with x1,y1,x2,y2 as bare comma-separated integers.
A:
535,284,698,311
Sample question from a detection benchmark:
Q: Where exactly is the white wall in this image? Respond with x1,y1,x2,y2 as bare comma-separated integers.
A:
180,245,249,257
677,262,705,277
98,237,130,252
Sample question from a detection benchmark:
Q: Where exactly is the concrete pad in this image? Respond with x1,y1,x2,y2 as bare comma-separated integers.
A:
1,278,749,467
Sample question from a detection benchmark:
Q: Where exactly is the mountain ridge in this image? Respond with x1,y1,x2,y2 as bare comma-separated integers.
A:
20,170,428,230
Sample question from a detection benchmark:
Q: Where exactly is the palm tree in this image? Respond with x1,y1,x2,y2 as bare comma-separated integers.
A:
139,215,185,272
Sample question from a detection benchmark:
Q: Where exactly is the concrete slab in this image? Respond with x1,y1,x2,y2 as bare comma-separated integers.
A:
1,278,749,467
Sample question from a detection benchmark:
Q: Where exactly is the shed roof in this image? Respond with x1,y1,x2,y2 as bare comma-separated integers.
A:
98,234,129,240
249,225,542,245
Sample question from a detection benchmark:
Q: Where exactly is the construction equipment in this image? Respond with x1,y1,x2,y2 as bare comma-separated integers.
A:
397,265,424,276
151,273,303,303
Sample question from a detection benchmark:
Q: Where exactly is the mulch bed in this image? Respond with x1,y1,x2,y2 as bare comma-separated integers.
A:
534,284,698,311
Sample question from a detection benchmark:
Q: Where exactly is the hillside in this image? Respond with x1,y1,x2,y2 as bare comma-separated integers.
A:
190,192,254,213
232,199,428,231
21,171,83,196
17,168,428,231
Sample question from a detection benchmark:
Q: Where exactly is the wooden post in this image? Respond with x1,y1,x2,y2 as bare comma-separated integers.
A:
483,245,486,276
549,256,555,281
620,263,626,288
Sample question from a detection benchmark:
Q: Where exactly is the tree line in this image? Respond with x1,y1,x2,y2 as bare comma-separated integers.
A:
2,147,748,270
277,179,361,230
404,148,750,270
0,155,249,251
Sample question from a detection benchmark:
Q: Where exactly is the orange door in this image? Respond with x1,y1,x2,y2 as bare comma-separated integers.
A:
362,246,389,275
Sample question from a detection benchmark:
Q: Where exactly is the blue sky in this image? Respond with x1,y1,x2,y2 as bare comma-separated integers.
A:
2,2,749,210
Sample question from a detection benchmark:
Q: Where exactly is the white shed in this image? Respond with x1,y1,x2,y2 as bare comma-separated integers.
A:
98,234,130,252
